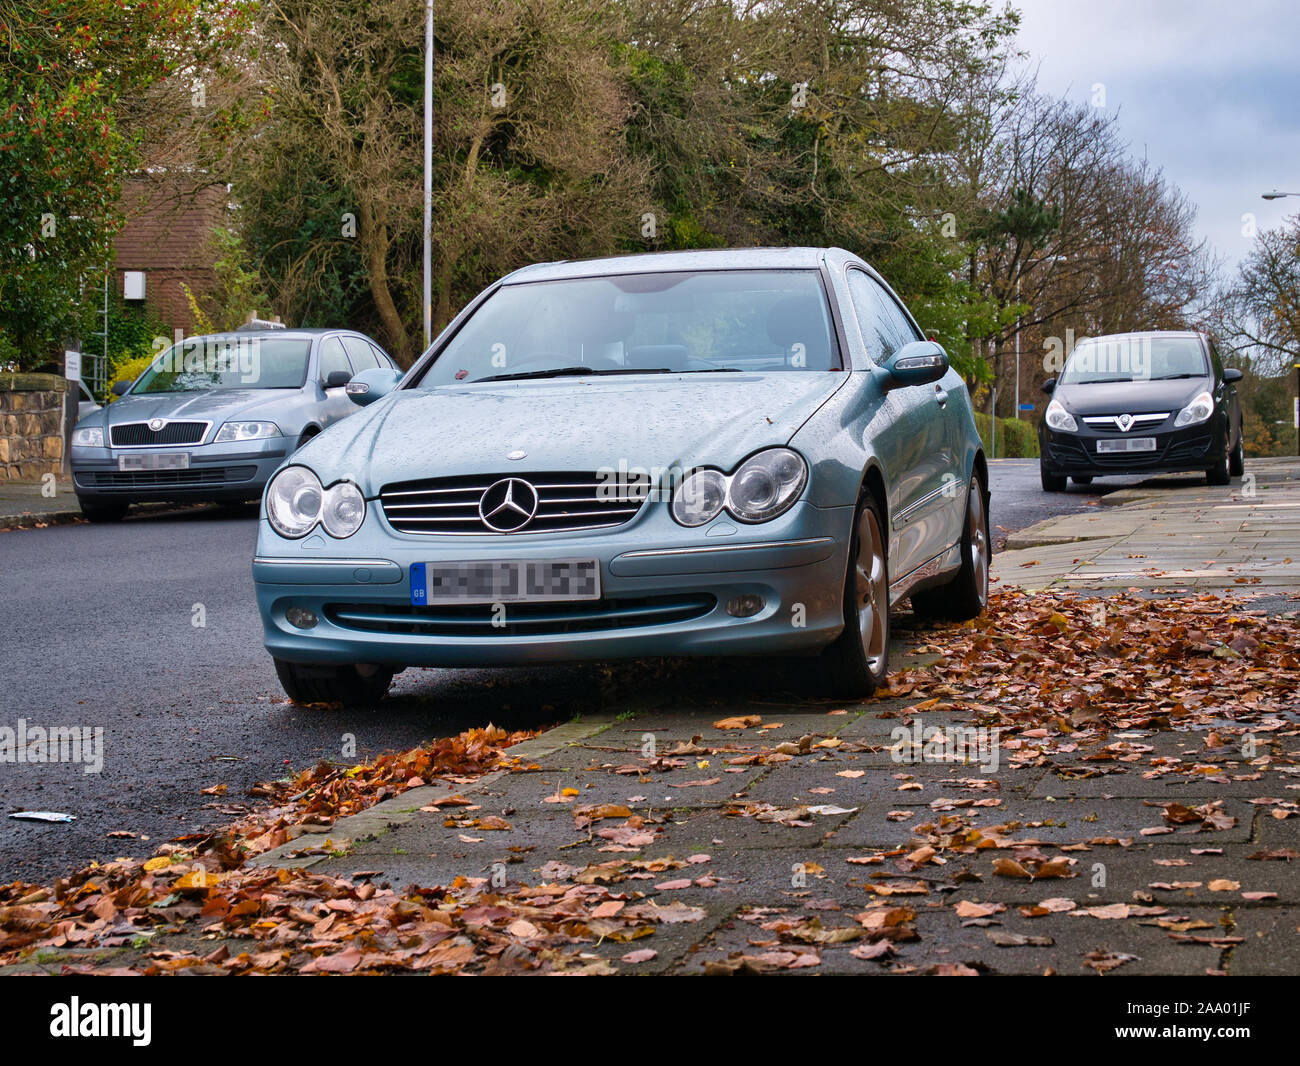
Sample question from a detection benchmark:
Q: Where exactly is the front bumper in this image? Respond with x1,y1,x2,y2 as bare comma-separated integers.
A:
1039,416,1224,477
254,499,853,668
71,437,290,504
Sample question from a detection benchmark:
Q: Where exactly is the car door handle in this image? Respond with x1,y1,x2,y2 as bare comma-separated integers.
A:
934,384,948,407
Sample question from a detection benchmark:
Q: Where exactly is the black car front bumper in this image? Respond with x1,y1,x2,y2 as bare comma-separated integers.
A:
1038,416,1226,478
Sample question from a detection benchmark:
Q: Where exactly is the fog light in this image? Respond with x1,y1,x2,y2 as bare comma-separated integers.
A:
726,594,764,618
286,606,318,630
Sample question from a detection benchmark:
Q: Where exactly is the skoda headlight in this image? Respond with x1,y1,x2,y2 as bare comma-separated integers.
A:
71,426,104,447
727,448,807,522
215,421,280,443
321,480,365,538
266,466,323,538
672,468,727,527
1174,390,1214,428
1044,399,1078,432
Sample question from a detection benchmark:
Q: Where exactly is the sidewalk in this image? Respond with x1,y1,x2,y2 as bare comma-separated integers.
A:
0,476,84,529
995,457,1300,597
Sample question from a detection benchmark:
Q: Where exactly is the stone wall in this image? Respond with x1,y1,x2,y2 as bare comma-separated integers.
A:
0,373,68,481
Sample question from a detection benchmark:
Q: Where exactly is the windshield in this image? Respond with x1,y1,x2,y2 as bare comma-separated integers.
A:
131,337,311,393
1059,335,1207,384
414,269,841,387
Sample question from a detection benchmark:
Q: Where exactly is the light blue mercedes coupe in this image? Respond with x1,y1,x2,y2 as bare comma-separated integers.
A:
253,248,988,705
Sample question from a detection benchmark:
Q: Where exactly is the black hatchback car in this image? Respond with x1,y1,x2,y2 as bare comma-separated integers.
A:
1038,331,1243,491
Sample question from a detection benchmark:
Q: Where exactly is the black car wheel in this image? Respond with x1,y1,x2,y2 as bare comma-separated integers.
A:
1040,462,1067,492
1206,434,1231,486
911,469,990,623
274,659,394,707
821,492,889,697
1228,432,1244,477
80,502,129,523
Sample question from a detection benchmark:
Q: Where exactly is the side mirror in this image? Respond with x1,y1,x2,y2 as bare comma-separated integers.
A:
1223,368,1243,383
882,340,948,388
111,380,131,396
323,369,352,390
347,367,403,407
1041,378,1056,394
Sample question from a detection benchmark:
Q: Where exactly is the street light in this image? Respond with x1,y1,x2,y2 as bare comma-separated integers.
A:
1262,191,1300,200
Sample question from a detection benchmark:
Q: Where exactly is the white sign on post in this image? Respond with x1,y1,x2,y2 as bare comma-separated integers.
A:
64,350,81,383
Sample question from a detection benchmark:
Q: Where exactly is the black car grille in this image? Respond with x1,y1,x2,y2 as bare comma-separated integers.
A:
380,471,652,535
111,421,208,447
76,466,258,488
324,594,716,637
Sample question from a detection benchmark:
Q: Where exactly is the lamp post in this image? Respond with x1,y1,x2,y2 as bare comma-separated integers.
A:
1261,191,1300,200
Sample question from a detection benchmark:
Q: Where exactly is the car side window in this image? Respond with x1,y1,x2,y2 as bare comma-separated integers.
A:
1207,338,1225,380
369,343,394,370
318,336,351,384
342,336,379,372
846,269,916,363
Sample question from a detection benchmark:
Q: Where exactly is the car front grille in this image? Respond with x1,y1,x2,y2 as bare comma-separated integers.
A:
1079,412,1170,432
380,471,652,535
324,594,716,637
111,421,209,447
75,465,258,488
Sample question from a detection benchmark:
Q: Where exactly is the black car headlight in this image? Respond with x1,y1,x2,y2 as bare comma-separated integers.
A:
1174,390,1214,428
671,448,807,527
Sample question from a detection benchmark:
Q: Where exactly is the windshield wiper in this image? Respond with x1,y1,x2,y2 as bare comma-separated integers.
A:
1148,373,1203,380
476,366,681,383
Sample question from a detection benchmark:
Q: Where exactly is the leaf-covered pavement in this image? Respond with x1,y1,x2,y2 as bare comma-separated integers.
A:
2,590,1297,975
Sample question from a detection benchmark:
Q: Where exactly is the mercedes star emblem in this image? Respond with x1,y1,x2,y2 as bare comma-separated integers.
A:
478,477,539,532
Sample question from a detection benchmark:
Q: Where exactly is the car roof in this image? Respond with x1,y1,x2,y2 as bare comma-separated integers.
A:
181,329,371,343
1078,330,1204,342
501,247,837,284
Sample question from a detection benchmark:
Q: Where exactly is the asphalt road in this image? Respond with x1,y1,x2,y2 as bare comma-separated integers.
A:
0,461,1141,883
985,458,1148,550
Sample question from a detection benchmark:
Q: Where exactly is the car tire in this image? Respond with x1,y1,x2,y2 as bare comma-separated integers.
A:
1040,463,1067,492
820,491,890,698
274,658,394,707
1206,435,1231,486
910,469,990,623
1228,432,1244,477
1071,475,1093,485
80,502,128,523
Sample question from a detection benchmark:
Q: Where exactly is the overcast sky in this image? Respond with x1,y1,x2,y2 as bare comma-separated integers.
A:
1011,0,1300,274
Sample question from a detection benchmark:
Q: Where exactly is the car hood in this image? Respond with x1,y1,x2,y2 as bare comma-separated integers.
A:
298,373,847,495
101,389,298,427
1054,378,1209,416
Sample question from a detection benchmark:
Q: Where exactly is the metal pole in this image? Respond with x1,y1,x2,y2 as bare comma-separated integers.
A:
422,0,433,352
1014,276,1020,419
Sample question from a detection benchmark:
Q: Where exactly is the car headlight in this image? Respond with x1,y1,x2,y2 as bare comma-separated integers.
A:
215,421,280,443
1174,390,1214,427
266,466,324,538
671,448,808,527
321,481,365,538
726,448,808,522
1045,399,1078,432
72,426,104,447
672,468,727,527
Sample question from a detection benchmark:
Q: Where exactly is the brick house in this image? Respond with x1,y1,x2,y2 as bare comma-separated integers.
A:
112,177,228,329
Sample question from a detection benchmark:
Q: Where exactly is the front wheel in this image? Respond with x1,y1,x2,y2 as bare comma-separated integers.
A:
820,493,890,698
1228,432,1244,477
1040,463,1067,492
1206,436,1231,486
274,659,394,707
911,470,990,622
80,501,128,523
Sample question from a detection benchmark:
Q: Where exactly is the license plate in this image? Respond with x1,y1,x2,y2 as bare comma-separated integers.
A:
1096,437,1156,454
410,559,600,605
117,452,190,471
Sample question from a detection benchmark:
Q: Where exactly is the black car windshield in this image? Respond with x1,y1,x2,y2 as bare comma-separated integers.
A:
414,269,841,387
1059,336,1207,384
131,337,311,393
